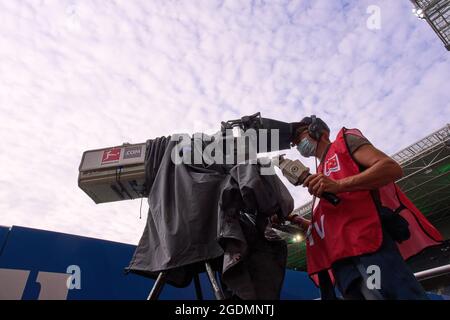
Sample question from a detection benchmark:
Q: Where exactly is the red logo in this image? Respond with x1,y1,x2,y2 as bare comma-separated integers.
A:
324,154,340,176
101,148,121,164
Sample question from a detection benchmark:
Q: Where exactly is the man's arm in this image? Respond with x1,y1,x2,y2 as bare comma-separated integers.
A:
338,144,403,192
304,144,403,197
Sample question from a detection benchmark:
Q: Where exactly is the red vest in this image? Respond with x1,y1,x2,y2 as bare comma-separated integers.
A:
305,128,443,277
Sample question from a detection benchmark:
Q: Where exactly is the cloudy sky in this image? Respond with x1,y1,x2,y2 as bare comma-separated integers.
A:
0,0,449,244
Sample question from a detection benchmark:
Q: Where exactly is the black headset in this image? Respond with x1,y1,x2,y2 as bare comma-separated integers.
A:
308,115,329,141
291,115,330,146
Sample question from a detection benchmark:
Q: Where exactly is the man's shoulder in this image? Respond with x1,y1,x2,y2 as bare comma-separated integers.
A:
342,128,372,154
344,128,366,138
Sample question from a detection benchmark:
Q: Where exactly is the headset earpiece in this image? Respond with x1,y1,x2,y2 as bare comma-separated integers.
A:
308,115,321,140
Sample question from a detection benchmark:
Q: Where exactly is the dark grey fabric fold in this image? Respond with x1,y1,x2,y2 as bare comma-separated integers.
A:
218,163,293,299
142,136,171,196
126,136,226,287
126,135,294,299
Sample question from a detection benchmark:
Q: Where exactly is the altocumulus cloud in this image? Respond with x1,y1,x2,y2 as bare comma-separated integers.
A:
0,0,448,244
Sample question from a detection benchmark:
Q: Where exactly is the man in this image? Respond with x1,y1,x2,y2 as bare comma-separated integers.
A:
289,115,443,300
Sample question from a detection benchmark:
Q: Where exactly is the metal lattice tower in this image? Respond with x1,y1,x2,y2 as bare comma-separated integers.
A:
291,202,313,217
411,0,450,50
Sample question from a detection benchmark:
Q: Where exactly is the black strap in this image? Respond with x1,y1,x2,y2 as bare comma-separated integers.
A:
370,189,382,210
370,186,405,214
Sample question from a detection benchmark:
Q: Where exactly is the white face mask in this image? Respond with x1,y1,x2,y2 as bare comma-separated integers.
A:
296,137,317,158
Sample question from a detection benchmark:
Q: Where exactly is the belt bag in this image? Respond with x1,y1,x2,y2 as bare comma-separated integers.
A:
378,205,410,243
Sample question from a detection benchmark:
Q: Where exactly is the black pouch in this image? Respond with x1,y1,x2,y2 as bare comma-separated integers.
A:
378,205,410,243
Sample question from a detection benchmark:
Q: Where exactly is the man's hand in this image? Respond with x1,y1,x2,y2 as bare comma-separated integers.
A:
270,214,281,225
303,173,341,197
288,215,311,233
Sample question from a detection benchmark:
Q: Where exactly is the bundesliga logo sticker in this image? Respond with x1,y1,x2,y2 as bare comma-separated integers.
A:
324,154,340,176
101,148,121,164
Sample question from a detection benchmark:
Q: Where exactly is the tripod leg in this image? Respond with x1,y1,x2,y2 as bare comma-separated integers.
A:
193,274,203,300
205,262,225,300
147,271,167,300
